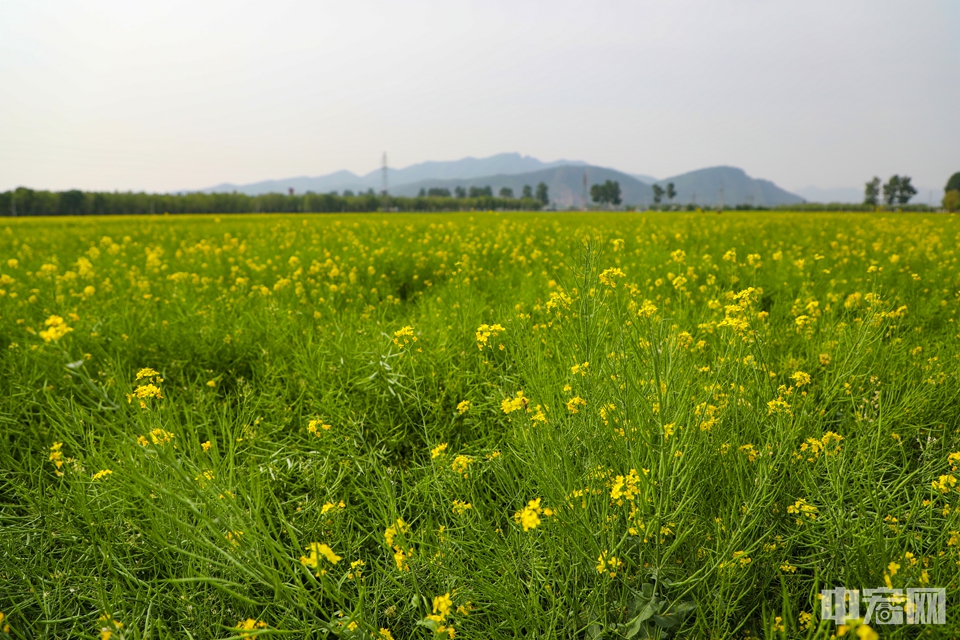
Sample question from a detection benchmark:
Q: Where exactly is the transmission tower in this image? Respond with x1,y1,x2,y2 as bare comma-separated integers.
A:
381,152,388,196
582,172,588,210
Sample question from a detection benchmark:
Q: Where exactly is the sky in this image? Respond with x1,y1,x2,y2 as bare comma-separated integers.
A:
1,0,957,194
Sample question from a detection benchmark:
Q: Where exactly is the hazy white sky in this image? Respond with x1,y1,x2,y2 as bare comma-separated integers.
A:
1,1,957,193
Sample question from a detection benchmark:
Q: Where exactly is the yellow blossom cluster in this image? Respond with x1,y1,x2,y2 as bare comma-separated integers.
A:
475,323,505,350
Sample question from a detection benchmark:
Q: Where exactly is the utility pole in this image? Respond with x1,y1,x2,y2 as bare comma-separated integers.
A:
381,152,388,196
582,172,588,210
718,181,724,212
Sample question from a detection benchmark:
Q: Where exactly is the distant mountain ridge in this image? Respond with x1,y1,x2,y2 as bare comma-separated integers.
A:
199,153,586,196
194,153,805,207
393,165,803,208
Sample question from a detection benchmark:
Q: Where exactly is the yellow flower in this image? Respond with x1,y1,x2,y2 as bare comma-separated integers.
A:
610,469,646,502
431,443,448,458
321,500,345,514
136,367,161,380
451,455,470,477
300,542,341,569
379,629,395,640
307,419,331,435
596,552,622,577
790,370,811,386
384,518,410,546
787,498,818,523
236,618,267,638
566,396,586,413
598,267,626,287
393,325,417,347
201,440,212,452
347,558,365,580
570,362,589,376
932,474,957,493
452,500,472,515
887,561,900,576
49,441,64,474
133,384,162,400
501,391,526,414
147,428,175,445
92,469,113,481
393,546,409,571
514,498,547,531
475,323,505,350
39,315,73,342
857,625,878,640
98,614,122,640
739,443,758,462
432,593,453,620
456,400,470,414
637,300,658,318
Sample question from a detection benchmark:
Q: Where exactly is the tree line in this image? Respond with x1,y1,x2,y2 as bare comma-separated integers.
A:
863,175,917,206
0,187,543,217
417,182,550,206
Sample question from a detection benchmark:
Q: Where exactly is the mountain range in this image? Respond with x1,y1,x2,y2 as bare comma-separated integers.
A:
194,153,807,207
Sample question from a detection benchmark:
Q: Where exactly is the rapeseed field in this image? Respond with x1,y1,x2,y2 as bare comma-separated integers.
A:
1,211,959,638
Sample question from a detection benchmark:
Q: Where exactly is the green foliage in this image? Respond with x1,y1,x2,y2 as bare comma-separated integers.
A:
535,182,549,206
522,184,533,199
0,187,540,216
590,180,622,207
665,182,676,202
1,212,959,637
881,175,917,207
896,176,917,205
882,175,901,206
651,184,664,205
945,172,960,194
864,177,880,206
467,186,493,198
944,190,960,212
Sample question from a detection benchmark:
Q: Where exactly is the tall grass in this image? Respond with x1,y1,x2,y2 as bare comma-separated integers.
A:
1,212,958,638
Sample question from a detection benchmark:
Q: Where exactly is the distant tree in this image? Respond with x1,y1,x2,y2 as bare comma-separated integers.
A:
590,180,622,206
468,186,493,198
652,184,665,205
418,188,426,197
522,185,533,199
454,186,467,198
535,182,549,206
882,175,901,206
895,176,917,205
863,177,880,206
944,190,960,212
366,188,376,196
58,190,85,216
946,172,960,194
666,182,676,203
428,187,452,197
499,187,514,199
